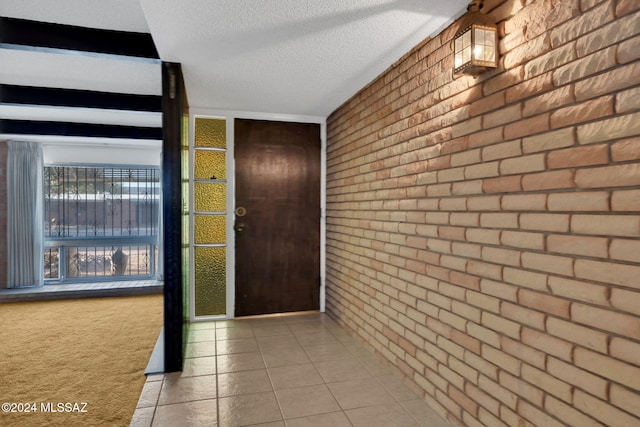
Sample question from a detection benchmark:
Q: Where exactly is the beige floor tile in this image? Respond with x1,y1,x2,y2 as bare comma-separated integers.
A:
216,337,259,355
217,352,265,373
145,374,164,382
401,399,449,427
182,356,217,377
304,342,352,362
214,319,247,329
359,355,395,377
157,375,217,405
185,341,216,358
152,399,217,427
189,322,217,331
187,328,216,342
218,369,273,397
285,411,352,427
246,317,287,328
276,384,340,419
247,422,285,427
252,324,293,337
216,327,256,340
327,378,394,410
295,330,340,347
256,334,300,351
376,375,420,402
268,363,324,390
133,313,450,427
262,347,310,368
136,380,162,408
345,403,418,427
313,357,371,383
219,391,282,426
287,322,327,335
130,406,154,427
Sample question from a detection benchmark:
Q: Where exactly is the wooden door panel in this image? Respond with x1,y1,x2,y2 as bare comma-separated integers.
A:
235,119,320,316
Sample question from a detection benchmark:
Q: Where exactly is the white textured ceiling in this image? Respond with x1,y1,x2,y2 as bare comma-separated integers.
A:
141,0,468,116
1,0,468,120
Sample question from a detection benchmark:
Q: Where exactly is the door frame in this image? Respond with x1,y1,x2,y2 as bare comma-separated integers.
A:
189,108,326,321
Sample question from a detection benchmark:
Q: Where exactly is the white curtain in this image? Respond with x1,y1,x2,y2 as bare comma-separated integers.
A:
7,141,44,288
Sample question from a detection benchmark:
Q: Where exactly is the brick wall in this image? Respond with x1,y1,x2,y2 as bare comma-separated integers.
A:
0,141,7,288
325,0,639,426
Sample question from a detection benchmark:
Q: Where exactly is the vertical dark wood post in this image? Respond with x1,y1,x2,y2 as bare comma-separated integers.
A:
162,62,185,372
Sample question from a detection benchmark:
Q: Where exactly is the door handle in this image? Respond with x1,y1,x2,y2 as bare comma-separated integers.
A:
234,223,245,232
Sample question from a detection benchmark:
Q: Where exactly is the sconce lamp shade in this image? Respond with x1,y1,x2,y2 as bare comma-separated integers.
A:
453,0,498,76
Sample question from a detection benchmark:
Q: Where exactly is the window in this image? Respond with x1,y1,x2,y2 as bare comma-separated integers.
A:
43,165,160,281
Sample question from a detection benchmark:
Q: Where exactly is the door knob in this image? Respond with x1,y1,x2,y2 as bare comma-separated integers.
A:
234,223,245,232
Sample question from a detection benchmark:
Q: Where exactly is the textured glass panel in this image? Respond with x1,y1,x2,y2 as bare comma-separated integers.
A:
195,150,226,180
182,113,189,148
194,183,226,212
195,215,226,244
195,247,226,316
195,118,226,148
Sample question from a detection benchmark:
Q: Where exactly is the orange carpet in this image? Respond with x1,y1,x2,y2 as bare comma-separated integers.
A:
0,295,163,426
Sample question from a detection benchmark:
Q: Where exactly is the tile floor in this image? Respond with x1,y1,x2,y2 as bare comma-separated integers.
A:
131,312,449,427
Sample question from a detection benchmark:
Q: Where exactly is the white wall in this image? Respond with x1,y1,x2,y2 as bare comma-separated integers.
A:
43,143,161,166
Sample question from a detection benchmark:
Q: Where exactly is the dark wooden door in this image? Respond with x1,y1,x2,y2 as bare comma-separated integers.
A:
234,119,320,316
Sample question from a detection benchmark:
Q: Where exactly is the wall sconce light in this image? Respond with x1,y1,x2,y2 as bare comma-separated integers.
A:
453,0,498,76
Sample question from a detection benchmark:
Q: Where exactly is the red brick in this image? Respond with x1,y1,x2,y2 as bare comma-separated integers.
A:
449,384,479,416
609,337,640,366
504,113,550,140
524,44,577,80
522,127,575,153
610,383,640,418
547,356,608,400
553,46,616,86
545,395,605,427
574,389,640,427
575,259,640,289
571,214,640,237
499,371,543,406
575,347,640,390
615,87,640,114
501,336,545,369
506,73,554,104
610,288,640,316
547,191,609,211
521,251,574,276
610,239,640,263
577,113,640,146
483,104,523,129
523,85,575,117
469,91,505,117
501,301,546,330
548,276,610,307
571,302,640,340
611,189,640,211
522,170,575,191
482,175,522,193
521,327,573,362
611,138,640,162
575,61,640,101
617,34,640,63
547,234,608,258
482,140,522,161
518,288,571,318
546,315,609,353
522,364,572,403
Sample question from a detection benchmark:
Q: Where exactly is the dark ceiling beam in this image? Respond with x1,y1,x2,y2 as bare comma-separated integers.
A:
0,84,162,112
0,16,159,59
0,119,162,140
